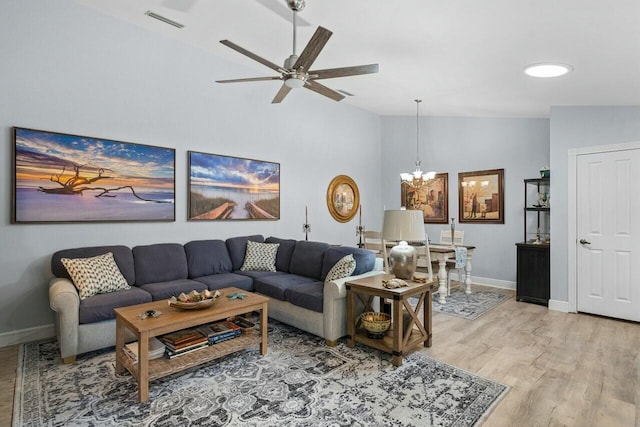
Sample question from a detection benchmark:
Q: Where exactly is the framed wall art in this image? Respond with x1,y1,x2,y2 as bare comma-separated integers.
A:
326,175,360,223
13,127,175,223
188,151,280,220
401,172,448,224
458,168,504,224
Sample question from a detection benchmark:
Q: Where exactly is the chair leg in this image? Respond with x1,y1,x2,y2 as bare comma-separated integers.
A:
62,355,77,364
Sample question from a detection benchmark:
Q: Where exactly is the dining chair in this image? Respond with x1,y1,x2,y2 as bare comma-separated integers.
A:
439,230,465,246
363,230,386,269
433,230,465,295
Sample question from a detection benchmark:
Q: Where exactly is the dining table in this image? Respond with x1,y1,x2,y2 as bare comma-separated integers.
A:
384,242,476,304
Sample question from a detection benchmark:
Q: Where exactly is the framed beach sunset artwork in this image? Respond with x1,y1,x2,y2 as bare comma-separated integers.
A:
13,127,175,223
188,151,280,220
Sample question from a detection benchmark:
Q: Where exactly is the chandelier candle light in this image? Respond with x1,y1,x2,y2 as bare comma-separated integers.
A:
400,99,436,189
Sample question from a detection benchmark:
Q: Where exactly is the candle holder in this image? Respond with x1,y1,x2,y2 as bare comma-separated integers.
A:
450,217,456,246
303,223,311,241
356,225,366,248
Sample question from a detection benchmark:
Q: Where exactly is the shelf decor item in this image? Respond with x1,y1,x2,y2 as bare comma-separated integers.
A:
540,167,550,178
359,311,391,339
326,175,360,222
458,168,505,224
13,127,175,223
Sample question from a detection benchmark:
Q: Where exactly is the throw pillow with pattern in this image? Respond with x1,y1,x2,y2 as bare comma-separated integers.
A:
324,254,356,284
61,252,131,299
240,241,280,272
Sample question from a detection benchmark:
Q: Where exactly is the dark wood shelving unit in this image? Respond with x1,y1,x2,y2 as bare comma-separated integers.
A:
516,177,550,306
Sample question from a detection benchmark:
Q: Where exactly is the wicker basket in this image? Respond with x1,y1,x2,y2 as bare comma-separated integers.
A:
360,312,391,337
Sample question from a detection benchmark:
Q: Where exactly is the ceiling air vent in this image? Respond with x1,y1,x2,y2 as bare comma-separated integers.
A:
144,10,184,29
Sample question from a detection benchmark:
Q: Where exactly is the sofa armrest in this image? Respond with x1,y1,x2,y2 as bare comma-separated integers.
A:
49,277,80,360
324,269,386,301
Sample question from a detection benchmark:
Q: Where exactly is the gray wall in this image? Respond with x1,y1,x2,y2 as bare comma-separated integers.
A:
0,0,382,339
549,106,640,302
381,116,550,283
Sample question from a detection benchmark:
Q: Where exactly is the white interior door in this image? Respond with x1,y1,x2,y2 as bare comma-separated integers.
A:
576,148,640,321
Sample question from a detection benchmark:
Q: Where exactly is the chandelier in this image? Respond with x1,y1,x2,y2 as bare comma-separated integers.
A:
400,99,436,189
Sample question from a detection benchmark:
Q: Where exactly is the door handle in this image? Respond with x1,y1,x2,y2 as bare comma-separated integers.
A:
579,239,591,245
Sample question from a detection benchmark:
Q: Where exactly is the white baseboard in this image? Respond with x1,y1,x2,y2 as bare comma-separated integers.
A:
450,273,516,291
548,299,570,313
0,324,55,348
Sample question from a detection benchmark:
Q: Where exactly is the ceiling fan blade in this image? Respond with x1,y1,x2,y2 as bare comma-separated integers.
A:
310,64,379,80
293,26,332,71
216,76,282,83
304,80,345,102
272,84,292,103
220,40,284,73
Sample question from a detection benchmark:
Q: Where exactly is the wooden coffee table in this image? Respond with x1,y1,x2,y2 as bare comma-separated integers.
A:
114,287,268,402
346,274,432,366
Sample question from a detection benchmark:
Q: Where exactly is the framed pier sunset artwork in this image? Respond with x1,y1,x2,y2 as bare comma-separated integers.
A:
188,151,280,221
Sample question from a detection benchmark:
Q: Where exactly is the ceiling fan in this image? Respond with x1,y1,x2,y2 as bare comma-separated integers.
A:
216,0,379,103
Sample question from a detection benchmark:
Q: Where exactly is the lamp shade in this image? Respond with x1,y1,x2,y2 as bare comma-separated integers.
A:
382,210,425,242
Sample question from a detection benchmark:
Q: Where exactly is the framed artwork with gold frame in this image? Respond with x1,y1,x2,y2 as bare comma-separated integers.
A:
401,172,448,224
326,175,360,223
458,168,504,224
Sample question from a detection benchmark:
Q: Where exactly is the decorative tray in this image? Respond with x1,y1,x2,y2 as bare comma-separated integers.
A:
168,289,221,310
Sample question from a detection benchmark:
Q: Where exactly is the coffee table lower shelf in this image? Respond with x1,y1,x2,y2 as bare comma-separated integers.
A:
119,333,262,381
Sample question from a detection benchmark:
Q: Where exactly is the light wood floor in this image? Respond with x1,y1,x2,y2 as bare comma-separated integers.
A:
2,285,639,426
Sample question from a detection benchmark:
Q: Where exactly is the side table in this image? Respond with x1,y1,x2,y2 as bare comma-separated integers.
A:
346,274,432,366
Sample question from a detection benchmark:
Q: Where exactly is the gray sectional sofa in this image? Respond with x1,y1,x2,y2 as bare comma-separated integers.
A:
49,235,383,362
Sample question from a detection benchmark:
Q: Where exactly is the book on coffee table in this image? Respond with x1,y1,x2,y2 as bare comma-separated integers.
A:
197,320,241,344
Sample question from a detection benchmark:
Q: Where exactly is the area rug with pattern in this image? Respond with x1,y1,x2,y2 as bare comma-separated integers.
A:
13,320,508,427
428,288,512,320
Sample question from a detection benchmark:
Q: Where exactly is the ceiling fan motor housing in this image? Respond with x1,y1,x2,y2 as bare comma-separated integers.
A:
287,0,305,12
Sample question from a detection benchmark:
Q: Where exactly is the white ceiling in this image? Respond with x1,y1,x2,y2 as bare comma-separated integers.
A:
75,0,640,117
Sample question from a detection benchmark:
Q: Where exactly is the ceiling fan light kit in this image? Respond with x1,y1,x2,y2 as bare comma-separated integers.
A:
216,0,378,103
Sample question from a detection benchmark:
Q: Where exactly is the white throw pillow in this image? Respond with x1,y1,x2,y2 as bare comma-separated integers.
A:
61,252,131,299
324,254,356,284
240,241,280,272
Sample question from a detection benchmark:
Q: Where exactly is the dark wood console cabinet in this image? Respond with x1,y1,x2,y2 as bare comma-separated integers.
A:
516,242,550,305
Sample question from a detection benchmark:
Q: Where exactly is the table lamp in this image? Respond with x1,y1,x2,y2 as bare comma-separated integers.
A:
382,210,425,279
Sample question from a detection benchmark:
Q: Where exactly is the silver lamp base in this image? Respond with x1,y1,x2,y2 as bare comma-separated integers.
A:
388,241,417,280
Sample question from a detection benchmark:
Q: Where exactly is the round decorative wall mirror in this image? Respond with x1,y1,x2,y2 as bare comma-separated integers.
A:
326,175,360,223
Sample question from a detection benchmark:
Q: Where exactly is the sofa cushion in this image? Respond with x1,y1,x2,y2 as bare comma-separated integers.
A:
79,287,152,324
61,252,131,299
321,246,375,280
184,240,233,278
235,270,286,280
286,282,324,313
51,245,135,285
240,241,279,272
138,278,207,301
265,237,297,272
193,273,253,292
289,241,330,280
254,274,317,301
324,254,356,284
133,243,188,285
226,235,265,271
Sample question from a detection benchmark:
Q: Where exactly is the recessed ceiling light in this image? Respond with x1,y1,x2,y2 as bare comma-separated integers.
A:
524,63,573,78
